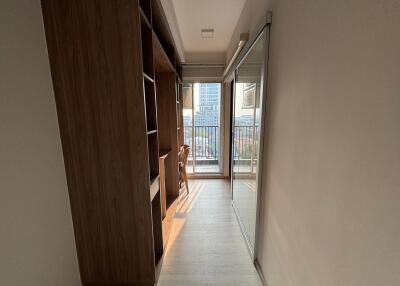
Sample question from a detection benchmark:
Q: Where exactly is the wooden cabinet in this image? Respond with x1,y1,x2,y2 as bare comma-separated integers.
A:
41,0,183,285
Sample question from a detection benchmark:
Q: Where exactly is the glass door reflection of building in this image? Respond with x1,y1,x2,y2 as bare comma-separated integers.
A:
183,83,221,174
233,82,260,175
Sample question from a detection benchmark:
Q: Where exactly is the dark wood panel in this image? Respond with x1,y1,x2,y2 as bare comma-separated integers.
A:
151,192,164,265
148,132,160,180
151,0,178,64
41,0,156,284
156,73,179,198
153,32,175,73
144,80,157,132
141,14,154,77
159,151,169,219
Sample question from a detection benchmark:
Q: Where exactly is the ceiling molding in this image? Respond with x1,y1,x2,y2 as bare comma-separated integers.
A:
182,65,225,82
160,0,185,61
184,51,226,64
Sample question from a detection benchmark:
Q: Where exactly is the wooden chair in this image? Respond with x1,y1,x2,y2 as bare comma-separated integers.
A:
179,144,190,194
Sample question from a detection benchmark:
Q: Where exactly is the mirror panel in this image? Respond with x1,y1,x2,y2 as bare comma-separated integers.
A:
232,31,266,251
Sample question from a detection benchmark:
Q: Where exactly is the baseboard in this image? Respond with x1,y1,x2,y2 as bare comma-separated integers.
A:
254,259,268,286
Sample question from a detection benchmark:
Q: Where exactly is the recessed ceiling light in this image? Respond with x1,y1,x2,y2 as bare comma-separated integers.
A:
201,29,214,38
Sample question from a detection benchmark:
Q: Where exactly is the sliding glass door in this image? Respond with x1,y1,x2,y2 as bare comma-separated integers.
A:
232,30,267,254
183,83,222,174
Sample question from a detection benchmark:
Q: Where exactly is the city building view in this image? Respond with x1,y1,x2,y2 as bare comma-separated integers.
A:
183,82,260,174
183,83,221,173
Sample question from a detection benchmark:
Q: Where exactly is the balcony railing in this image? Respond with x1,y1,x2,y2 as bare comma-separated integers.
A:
183,125,259,160
184,126,219,160
232,125,260,174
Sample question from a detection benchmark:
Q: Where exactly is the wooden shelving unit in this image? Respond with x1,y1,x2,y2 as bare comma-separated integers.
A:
140,0,184,280
139,0,185,272
41,0,184,285
139,3,164,282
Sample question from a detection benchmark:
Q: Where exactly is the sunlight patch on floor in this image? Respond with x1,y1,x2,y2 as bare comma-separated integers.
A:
158,179,262,286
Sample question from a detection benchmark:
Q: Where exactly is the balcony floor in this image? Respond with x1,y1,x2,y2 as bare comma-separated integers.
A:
186,163,255,174
186,163,220,173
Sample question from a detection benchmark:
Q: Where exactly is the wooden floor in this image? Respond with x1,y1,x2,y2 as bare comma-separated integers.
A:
158,179,262,286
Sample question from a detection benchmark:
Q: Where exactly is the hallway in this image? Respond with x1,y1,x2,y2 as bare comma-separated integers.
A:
158,179,262,286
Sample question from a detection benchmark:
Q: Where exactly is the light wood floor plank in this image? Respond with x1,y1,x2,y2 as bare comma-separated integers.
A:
158,179,262,286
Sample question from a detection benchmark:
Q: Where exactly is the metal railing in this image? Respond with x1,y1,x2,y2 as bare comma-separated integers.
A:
232,125,259,174
232,125,260,160
184,126,219,161
183,125,259,161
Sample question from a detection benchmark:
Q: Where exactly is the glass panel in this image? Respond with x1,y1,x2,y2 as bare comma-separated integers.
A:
193,83,221,173
183,82,222,174
232,31,265,250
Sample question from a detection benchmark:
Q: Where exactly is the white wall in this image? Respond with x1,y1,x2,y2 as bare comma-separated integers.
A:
182,65,225,81
257,0,400,285
0,1,81,285
226,0,272,64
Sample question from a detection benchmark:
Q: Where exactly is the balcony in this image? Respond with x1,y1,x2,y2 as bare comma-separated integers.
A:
183,125,259,174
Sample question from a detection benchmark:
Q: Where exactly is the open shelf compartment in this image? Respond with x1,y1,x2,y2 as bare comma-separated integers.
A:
139,0,152,26
151,191,163,267
147,132,159,182
144,80,157,132
140,11,154,78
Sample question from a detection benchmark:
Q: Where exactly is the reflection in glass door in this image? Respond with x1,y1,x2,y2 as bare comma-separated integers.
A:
232,30,267,255
183,83,222,174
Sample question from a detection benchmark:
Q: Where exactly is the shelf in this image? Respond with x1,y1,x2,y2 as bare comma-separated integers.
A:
139,0,152,25
150,175,160,201
155,258,163,283
139,7,151,29
153,31,175,73
166,196,177,210
150,173,159,184
159,148,171,158
143,72,154,83
147,129,157,135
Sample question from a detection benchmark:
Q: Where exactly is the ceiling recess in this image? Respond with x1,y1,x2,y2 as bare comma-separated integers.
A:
201,28,214,38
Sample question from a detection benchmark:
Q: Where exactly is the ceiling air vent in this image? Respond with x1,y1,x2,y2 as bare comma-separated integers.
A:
201,29,214,38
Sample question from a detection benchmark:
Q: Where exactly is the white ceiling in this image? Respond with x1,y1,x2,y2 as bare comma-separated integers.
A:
162,0,247,61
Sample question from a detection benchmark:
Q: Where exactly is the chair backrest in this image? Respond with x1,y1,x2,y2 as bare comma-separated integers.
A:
179,144,190,167
182,145,190,166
